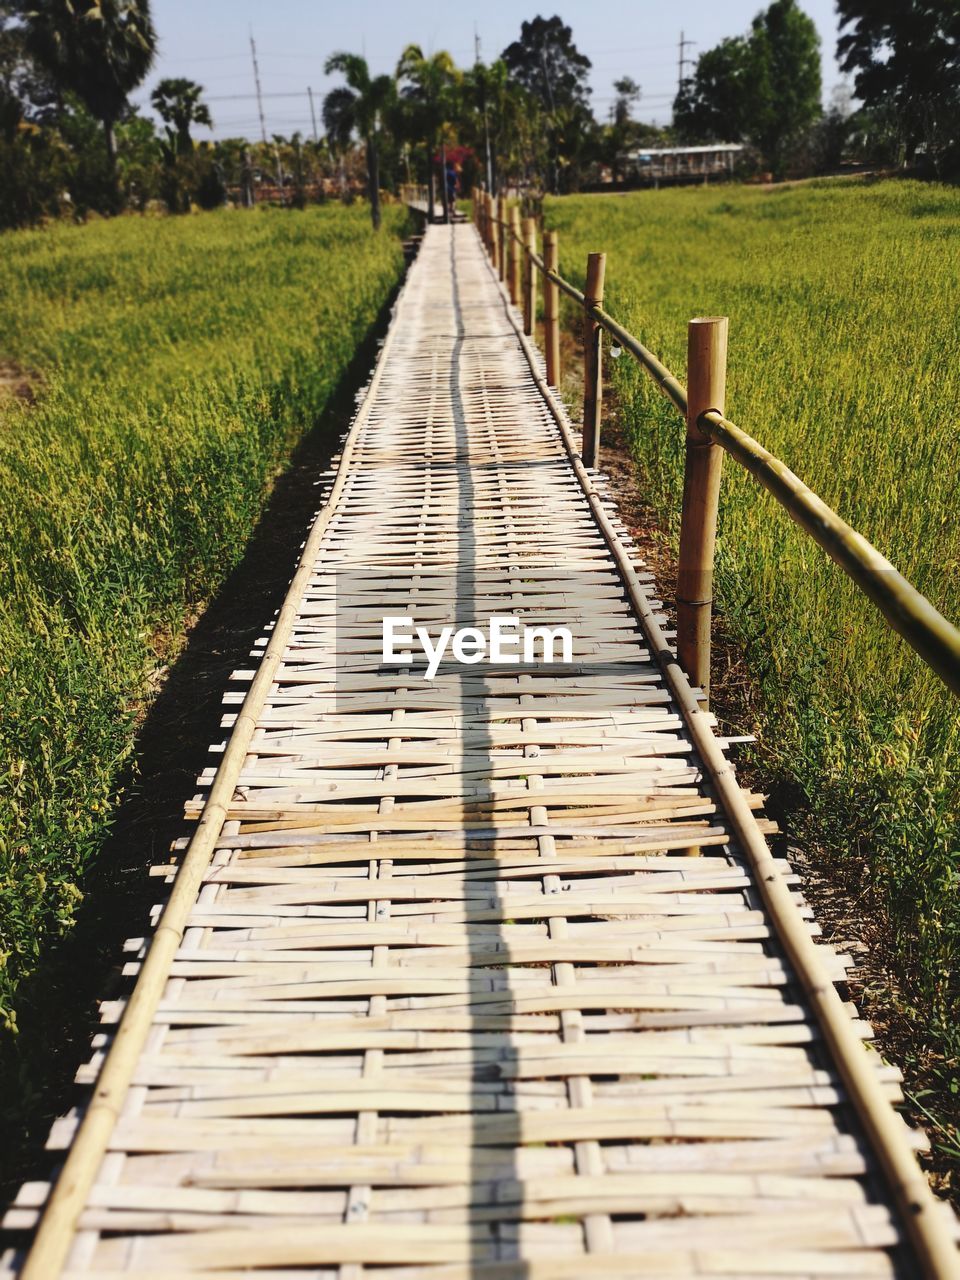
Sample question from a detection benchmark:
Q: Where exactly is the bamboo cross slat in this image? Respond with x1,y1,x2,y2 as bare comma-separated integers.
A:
4,222,957,1279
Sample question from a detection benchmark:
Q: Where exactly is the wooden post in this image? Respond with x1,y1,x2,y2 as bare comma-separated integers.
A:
489,194,500,273
497,195,508,282
523,216,536,335
677,316,729,704
509,207,522,306
581,251,606,470
543,230,560,387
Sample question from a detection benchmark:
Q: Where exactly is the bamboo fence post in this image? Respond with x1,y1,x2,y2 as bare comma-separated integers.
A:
497,195,508,283
543,230,560,387
581,251,606,470
677,316,729,704
489,194,500,272
509,207,522,306
523,216,537,336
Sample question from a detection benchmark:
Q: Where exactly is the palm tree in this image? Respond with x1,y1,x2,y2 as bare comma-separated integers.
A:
26,0,156,202
323,52,395,231
396,45,459,222
150,77,211,155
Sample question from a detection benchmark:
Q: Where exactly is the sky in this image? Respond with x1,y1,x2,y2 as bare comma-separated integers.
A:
131,0,850,141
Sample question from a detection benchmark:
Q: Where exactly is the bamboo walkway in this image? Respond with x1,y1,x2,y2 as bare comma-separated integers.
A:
4,223,958,1277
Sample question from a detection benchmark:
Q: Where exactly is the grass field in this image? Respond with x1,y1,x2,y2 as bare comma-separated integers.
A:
548,179,960,1171
0,204,407,1051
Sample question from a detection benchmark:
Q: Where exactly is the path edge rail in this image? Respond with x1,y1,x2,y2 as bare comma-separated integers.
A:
472,222,960,1280
15,258,417,1280
471,191,960,703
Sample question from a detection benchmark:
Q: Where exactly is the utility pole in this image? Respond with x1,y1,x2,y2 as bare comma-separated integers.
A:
250,32,284,205
307,86,319,145
475,24,494,195
678,29,695,96
250,31,267,144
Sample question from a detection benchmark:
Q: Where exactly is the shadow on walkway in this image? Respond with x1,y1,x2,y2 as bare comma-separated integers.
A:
0,264,413,1208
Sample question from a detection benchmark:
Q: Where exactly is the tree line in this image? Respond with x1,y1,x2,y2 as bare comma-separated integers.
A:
2,0,959,232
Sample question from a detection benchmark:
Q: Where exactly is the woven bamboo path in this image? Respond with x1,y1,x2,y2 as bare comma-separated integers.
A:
4,223,956,1277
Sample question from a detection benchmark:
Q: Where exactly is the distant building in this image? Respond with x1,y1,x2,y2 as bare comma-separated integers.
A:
618,144,745,184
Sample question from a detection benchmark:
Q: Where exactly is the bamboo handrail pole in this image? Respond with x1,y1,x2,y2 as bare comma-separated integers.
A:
18,254,416,1280
582,252,606,470
677,318,728,702
523,216,537,336
497,195,507,283
526,247,686,414
520,247,960,697
701,409,960,698
543,231,560,387
481,248,960,1279
488,194,500,273
591,304,689,416
509,206,522,307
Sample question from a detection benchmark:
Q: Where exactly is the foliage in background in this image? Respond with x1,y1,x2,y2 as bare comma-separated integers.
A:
323,52,397,230
674,0,822,177
0,204,407,1043
502,15,594,194
837,0,960,175
396,45,461,221
549,179,960,1171
24,0,156,204
8,0,960,233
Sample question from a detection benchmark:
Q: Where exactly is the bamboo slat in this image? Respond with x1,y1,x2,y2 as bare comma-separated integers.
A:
5,221,957,1280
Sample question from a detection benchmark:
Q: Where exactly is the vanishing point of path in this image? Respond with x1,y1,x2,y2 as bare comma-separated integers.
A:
3,223,958,1277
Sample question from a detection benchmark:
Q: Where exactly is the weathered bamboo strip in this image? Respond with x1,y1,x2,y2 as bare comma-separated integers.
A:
484,233,960,1278
12,216,417,1280
10,219,957,1280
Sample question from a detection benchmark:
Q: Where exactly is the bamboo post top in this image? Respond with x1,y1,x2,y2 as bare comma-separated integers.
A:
686,317,729,436
584,251,607,305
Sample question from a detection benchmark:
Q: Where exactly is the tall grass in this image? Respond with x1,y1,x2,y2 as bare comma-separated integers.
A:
0,205,407,1038
549,180,960,1161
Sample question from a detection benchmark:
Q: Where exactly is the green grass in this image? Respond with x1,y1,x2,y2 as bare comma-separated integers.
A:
548,179,960,1172
0,204,407,1041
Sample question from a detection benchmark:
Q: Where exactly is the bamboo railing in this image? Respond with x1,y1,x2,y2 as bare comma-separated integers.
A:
473,188,960,705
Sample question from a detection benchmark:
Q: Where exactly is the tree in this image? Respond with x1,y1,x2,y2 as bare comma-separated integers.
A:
673,0,821,177
25,0,155,202
463,59,536,195
1,2,58,138
502,15,591,110
674,37,754,145
150,76,210,154
605,75,641,182
836,1,960,173
748,0,821,175
323,52,395,230
396,44,459,221
501,14,592,192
